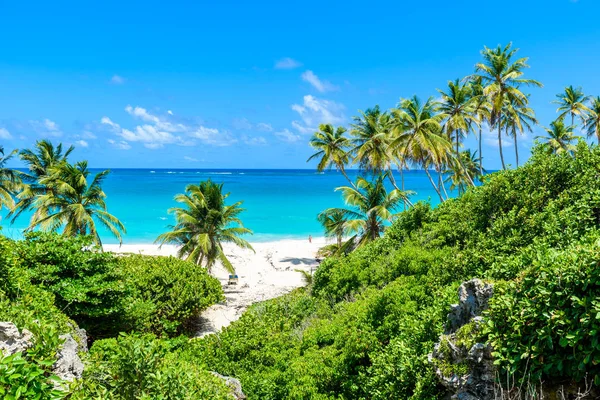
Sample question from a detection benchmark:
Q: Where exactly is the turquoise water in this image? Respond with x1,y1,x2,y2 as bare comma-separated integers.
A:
0,169,446,244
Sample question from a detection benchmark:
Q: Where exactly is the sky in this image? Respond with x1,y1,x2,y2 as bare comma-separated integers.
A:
1,0,599,170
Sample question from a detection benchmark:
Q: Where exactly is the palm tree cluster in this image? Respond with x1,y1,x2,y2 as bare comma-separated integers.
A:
0,140,125,245
309,43,600,254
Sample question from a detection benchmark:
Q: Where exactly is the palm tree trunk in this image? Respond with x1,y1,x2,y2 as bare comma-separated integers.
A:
498,119,506,170
424,167,443,202
438,169,449,199
339,165,358,190
386,168,413,207
514,128,519,167
478,126,483,175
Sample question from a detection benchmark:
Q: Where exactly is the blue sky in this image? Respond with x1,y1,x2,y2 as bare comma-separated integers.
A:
1,0,599,169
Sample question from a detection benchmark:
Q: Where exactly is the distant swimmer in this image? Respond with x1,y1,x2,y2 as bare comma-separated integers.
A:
308,235,312,243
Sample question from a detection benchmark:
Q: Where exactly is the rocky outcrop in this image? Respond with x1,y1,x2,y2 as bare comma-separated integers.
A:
211,372,247,399
53,334,85,382
0,322,34,356
430,279,495,400
0,321,85,383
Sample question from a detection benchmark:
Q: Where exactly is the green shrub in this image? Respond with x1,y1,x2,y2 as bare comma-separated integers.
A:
119,255,223,337
74,333,231,399
486,235,600,384
15,232,125,339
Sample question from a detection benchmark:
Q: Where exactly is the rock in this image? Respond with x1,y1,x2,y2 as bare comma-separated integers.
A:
53,334,84,382
0,322,34,356
211,372,247,399
430,279,495,400
446,279,493,333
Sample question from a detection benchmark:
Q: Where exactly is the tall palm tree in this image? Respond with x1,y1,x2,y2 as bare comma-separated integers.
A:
470,76,491,175
503,96,538,167
156,180,253,273
0,146,23,212
535,118,581,155
27,161,126,245
392,96,451,202
472,43,542,170
350,106,413,205
553,85,591,128
322,173,404,248
10,140,75,221
437,79,478,156
584,96,600,144
307,124,355,188
444,150,483,195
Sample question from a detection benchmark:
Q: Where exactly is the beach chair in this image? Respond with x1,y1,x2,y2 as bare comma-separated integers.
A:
228,274,239,285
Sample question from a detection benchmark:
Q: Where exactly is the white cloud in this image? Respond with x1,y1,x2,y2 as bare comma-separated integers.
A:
243,135,267,145
75,140,89,148
232,117,253,130
483,129,513,148
107,139,131,150
0,128,12,139
301,70,338,93
274,57,302,70
184,156,199,162
111,75,126,84
102,106,235,148
256,122,273,132
167,110,173,115
291,95,346,133
29,119,62,137
275,129,301,143
81,130,97,139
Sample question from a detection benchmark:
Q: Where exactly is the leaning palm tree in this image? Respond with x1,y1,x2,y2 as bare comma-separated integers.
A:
392,96,452,202
322,173,404,248
307,124,355,188
350,106,413,205
535,118,581,155
444,150,484,195
0,146,23,212
27,160,125,245
584,96,600,144
317,208,347,248
10,140,75,221
503,96,538,167
553,85,591,128
156,180,253,273
472,43,542,170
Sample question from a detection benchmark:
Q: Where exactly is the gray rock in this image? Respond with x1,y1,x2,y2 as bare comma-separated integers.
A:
53,334,84,382
430,279,495,400
447,279,493,333
211,372,247,399
0,322,34,356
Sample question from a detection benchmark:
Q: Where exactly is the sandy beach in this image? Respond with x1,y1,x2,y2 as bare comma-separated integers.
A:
104,237,327,337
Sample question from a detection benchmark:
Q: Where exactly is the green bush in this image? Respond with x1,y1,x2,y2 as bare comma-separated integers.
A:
15,232,124,339
119,255,223,337
486,235,600,384
74,333,231,400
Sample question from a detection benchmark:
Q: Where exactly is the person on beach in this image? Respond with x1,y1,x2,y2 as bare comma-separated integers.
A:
308,235,312,243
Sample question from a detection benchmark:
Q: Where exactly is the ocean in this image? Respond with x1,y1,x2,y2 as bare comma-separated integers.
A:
0,169,447,244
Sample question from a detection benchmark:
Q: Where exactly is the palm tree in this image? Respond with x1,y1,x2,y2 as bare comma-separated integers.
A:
444,150,484,195
307,124,355,188
27,161,126,245
437,79,478,156
156,180,253,273
472,43,542,170
503,96,537,167
392,96,451,202
535,118,581,155
10,140,75,221
470,76,491,175
584,96,600,144
0,146,23,212
317,208,347,248
349,106,413,205
322,173,404,248
553,86,591,128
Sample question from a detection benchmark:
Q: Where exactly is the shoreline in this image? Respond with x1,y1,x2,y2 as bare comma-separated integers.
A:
104,237,328,337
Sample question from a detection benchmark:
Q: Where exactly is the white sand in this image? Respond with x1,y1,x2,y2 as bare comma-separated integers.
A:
103,237,327,337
